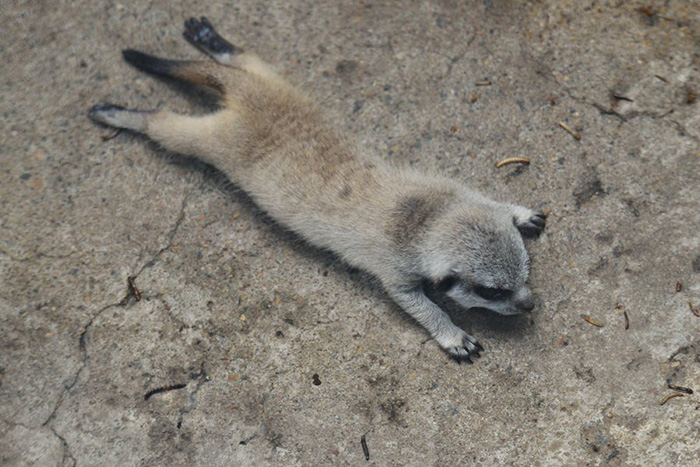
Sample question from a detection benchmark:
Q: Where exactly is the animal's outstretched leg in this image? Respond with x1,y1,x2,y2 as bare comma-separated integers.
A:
389,286,483,363
183,16,239,66
89,104,228,159
183,16,280,81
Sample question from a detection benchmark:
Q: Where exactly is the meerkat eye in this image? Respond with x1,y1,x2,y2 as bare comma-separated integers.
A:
436,275,459,292
474,286,511,301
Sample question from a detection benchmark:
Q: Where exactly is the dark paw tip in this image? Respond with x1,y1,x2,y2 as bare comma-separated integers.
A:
89,103,124,116
520,228,543,239
531,218,545,229
450,351,475,364
517,218,546,238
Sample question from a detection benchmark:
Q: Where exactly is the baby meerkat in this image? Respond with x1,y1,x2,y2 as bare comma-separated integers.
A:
90,17,546,362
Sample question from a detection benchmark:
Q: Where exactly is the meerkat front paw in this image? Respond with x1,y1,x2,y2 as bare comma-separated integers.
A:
436,328,483,363
512,208,547,238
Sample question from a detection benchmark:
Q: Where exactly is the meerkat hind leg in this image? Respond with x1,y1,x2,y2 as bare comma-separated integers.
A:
89,104,225,159
89,104,149,132
183,16,279,81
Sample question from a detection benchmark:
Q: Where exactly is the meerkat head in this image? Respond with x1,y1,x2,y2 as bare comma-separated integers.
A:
421,204,535,315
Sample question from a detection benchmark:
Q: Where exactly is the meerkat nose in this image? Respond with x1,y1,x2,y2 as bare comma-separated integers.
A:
518,299,535,312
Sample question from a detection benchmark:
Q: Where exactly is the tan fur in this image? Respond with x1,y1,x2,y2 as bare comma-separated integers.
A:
90,22,546,361
145,61,410,267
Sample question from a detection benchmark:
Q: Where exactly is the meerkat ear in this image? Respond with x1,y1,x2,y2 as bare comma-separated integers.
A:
513,211,546,238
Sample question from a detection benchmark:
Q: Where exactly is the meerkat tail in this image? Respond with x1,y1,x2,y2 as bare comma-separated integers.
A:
122,49,226,94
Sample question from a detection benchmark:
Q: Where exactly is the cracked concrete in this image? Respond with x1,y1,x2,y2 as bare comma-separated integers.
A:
1,0,699,465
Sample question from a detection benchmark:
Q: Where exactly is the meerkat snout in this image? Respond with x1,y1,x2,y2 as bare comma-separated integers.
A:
420,204,538,318
517,299,535,313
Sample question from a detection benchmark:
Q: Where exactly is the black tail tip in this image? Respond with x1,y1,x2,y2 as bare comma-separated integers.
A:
122,49,172,76
122,49,151,68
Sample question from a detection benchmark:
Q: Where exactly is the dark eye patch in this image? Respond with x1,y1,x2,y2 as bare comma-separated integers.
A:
436,275,459,292
473,286,511,301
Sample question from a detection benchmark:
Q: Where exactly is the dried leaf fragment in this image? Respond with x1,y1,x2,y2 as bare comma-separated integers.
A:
584,316,604,328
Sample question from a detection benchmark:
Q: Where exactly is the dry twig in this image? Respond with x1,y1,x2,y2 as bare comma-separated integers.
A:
495,157,531,168
557,121,581,140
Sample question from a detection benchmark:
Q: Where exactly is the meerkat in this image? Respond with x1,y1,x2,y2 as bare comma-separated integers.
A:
89,17,546,362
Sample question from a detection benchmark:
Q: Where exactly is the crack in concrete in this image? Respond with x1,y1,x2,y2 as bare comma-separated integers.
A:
440,41,473,81
552,81,700,152
0,247,79,263
0,418,32,430
557,81,691,131
238,432,259,445
669,119,700,146
175,362,212,429
149,295,190,331
50,425,76,467
38,192,191,462
1,418,76,467
41,301,119,428
523,46,694,135
133,193,189,278
414,337,433,359
559,87,631,124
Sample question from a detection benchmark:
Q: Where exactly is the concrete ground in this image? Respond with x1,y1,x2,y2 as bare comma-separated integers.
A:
2,0,699,465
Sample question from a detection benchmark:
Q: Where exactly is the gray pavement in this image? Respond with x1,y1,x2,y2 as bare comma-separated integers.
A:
2,0,699,465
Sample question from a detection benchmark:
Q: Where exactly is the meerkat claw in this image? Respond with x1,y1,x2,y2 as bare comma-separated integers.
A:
446,332,482,363
455,355,473,365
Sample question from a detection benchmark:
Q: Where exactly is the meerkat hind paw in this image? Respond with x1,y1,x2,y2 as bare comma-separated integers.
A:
88,103,147,131
183,16,238,56
89,103,126,126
